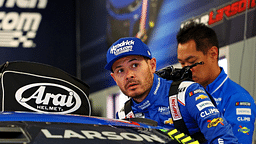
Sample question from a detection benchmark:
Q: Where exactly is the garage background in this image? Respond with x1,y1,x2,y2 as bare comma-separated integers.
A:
0,0,255,121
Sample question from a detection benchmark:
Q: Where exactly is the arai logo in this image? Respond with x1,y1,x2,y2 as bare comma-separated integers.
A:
15,83,81,114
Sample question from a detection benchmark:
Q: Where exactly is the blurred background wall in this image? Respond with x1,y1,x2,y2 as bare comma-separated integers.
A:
77,0,256,119
0,0,255,121
0,0,77,76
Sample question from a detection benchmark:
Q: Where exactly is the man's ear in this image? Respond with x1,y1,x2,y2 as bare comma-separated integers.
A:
150,58,157,72
209,46,218,61
110,73,116,82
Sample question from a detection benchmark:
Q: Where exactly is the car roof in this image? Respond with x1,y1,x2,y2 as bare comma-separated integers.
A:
0,112,163,129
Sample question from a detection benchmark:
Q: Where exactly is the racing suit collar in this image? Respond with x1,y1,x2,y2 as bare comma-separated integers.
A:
206,67,228,95
132,74,161,111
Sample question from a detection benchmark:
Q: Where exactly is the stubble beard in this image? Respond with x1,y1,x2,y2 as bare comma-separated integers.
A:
126,77,153,102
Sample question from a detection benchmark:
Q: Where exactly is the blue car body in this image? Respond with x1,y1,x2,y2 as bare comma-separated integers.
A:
0,112,187,144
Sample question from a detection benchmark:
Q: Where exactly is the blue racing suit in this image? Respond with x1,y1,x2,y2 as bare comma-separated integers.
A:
206,67,256,144
117,74,239,144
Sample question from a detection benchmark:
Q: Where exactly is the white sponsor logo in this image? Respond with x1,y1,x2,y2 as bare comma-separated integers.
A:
158,106,170,115
0,0,48,48
41,129,165,142
153,78,160,95
110,40,135,55
236,108,251,115
194,89,205,94
0,0,47,9
214,98,222,105
236,102,251,106
117,110,126,119
200,108,219,118
169,95,182,120
147,50,151,56
237,117,250,122
138,100,150,110
15,83,81,114
196,101,214,111
158,106,169,113
135,113,145,118
218,138,224,144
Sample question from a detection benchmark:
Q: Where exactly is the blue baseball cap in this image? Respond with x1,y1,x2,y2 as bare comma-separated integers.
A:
105,37,152,71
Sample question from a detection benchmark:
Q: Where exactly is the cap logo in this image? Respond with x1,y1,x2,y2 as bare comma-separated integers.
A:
110,40,135,55
147,50,151,56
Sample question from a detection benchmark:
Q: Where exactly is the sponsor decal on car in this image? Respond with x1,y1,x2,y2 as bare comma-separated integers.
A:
15,83,82,114
41,129,166,143
238,125,250,135
207,118,224,128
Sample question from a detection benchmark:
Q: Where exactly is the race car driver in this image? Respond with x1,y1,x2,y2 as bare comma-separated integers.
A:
105,37,240,143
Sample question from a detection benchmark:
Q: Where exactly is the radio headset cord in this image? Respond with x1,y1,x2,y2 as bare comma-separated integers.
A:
155,61,204,81
155,61,216,108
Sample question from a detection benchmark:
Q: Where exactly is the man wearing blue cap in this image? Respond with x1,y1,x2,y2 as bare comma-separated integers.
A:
105,37,239,143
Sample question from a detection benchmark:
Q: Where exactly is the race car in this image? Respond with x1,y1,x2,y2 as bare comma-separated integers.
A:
0,111,199,144
0,61,197,144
